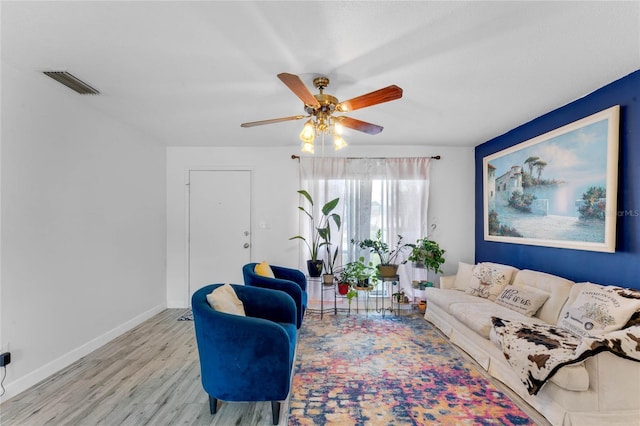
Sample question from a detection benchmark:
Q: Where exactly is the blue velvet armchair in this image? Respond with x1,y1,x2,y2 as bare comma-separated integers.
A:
191,284,297,425
242,263,308,328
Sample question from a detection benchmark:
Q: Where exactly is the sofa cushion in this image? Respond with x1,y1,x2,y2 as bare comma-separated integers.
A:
558,282,640,337
453,261,475,291
512,269,574,325
450,301,546,339
548,362,589,391
495,285,550,317
206,284,246,316
466,263,514,301
424,288,489,312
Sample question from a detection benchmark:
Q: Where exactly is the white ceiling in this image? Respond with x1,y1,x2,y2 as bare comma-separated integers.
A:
2,1,639,148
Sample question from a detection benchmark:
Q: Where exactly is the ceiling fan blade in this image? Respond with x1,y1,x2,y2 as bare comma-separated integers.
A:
336,85,403,112
335,116,383,135
241,115,306,128
277,73,321,108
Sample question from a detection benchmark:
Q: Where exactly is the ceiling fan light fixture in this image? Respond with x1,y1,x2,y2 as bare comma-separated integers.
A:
301,141,315,154
333,133,347,151
299,119,316,144
241,73,403,155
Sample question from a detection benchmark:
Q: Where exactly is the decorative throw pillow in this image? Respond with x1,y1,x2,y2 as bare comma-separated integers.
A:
559,282,640,337
206,284,246,316
453,261,475,291
466,263,513,300
255,260,275,278
495,285,550,317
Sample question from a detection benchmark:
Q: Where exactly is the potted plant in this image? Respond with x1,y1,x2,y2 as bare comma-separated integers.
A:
319,203,342,285
407,237,446,276
354,257,378,289
392,288,406,303
351,229,411,277
290,190,341,277
334,261,358,293
337,280,351,296
334,262,364,310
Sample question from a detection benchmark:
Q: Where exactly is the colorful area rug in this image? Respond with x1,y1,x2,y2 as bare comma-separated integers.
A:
177,309,193,321
288,313,534,425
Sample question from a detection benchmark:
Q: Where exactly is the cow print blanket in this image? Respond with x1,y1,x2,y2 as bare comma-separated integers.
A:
491,316,640,395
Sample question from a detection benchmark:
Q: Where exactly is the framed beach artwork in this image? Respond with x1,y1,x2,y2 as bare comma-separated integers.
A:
483,105,620,252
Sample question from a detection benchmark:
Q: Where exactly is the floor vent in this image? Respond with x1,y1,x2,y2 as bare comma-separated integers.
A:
43,71,100,95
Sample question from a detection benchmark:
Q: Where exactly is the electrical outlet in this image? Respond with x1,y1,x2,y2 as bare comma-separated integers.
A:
0,352,11,367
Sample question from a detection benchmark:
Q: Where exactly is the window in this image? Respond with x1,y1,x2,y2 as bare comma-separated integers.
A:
298,157,432,293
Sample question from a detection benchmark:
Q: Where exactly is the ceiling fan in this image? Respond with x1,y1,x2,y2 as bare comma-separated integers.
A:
240,73,403,153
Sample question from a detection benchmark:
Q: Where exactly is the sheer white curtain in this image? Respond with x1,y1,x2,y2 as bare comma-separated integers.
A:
298,157,432,296
298,158,347,272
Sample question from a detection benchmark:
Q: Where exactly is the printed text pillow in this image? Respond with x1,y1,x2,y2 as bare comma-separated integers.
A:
495,285,550,317
559,282,640,337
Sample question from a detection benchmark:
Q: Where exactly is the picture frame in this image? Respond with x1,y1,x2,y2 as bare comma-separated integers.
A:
483,105,620,252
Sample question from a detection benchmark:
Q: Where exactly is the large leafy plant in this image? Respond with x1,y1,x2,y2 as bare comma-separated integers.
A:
352,229,410,266
407,238,445,274
290,190,341,271
335,257,377,286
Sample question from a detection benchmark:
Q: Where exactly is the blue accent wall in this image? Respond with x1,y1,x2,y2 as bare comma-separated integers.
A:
475,70,640,290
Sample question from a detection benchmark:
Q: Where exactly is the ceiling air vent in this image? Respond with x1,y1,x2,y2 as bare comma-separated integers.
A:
43,71,100,95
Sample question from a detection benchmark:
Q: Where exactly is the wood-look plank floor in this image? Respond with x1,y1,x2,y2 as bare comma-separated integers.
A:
0,309,288,426
0,309,549,426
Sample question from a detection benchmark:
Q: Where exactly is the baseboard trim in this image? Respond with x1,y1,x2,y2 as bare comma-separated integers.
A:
167,300,188,309
1,304,166,403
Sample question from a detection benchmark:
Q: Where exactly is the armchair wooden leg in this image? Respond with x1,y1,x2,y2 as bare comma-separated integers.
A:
271,401,281,425
209,396,218,414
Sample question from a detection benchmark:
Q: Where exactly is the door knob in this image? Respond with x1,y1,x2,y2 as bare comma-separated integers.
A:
243,243,250,248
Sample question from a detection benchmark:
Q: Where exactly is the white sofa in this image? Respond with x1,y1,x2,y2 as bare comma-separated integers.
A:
423,262,640,426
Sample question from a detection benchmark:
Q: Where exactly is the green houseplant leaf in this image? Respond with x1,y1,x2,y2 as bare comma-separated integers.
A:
290,190,341,274
351,229,410,266
407,237,446,274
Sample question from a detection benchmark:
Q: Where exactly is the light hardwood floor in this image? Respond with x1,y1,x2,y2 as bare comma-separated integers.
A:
0,309,289,426
0,309,549,426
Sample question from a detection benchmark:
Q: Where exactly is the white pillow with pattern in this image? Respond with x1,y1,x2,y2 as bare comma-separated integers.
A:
559,282,640,337
466,263,514,301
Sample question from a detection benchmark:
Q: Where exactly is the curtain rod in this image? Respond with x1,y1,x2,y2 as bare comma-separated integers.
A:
291,154,441,160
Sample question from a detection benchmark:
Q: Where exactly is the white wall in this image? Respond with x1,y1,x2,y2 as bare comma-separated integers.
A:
166,144,474,308
0,64,167,401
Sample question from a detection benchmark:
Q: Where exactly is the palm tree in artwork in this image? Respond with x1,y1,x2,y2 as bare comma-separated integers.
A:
533,160,547,184
524,156,539,178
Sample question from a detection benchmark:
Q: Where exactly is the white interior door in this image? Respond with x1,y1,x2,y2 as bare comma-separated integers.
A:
189,170,251,297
